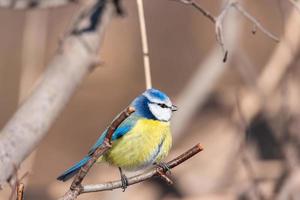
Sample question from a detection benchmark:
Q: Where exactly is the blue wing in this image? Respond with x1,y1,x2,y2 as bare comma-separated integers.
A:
57,113,138,181
88,113,139,155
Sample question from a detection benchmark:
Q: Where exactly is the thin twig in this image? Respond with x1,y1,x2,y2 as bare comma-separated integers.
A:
170,0,216,23
8,165,29,200
136,0,152,89
70,107,135,190
215,2,231,62
81,144,203,193
16,183,24,200
171,0,279,62
59,116,202,200
232,3,279,42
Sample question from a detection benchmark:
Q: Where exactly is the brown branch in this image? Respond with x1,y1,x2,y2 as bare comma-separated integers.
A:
70,106,135,190
59,144,203,200
82,143,203,193
16,183,24,200
8,166,29,200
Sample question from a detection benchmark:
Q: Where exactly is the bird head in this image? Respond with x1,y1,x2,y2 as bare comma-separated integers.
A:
132,88,177,122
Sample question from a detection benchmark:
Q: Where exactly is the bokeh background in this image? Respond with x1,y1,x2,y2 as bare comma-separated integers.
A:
1,0,300,199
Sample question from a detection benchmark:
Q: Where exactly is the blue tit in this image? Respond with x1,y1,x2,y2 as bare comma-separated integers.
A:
57,88,177,189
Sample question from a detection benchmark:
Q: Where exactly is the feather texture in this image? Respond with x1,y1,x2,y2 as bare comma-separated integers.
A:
57,88,174,182
102,118,172,170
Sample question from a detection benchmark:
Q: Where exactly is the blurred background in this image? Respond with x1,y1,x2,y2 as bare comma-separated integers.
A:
0,0,300,199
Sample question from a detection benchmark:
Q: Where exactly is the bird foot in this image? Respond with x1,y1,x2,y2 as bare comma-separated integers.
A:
118,167,128,192
154,162,171,175
120,174,128,192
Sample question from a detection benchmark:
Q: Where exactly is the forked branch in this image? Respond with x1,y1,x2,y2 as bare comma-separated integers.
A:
171,0,279,62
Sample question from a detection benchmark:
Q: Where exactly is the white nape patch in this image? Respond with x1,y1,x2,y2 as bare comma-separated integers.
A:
148,103,172,121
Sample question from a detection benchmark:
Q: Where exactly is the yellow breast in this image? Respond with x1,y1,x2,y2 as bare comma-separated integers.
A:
102,119,172,170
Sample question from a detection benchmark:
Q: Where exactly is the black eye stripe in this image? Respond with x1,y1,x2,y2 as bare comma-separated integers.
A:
157,103,169,108
149,101,171,109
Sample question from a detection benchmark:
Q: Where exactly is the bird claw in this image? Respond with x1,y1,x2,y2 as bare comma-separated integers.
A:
120,174,128,192
118,167,128,192
155,162,171,175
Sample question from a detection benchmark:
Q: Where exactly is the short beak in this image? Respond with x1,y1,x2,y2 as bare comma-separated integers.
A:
171,105,178,112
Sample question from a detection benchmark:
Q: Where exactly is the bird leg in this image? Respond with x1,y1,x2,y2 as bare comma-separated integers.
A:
118,167,128,192
154,162,171,175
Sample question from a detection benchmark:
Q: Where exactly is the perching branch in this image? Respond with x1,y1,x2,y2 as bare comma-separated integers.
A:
59,106,202,200
70,107,136,191
0,0,77,9
171,0,279,62
0,0,114,186
82,144,203,193
59,144,203,200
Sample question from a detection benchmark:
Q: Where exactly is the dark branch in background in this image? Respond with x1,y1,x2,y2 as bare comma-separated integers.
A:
70,107,135,191
235,95,265,200
171,0,279,62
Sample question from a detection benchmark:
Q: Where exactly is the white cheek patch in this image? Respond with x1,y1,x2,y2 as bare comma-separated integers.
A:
148,103,172,121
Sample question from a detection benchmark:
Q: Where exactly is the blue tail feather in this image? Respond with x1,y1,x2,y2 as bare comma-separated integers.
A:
57,156,90,182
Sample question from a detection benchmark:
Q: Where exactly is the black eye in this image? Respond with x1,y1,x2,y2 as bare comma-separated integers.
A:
157,103,168,108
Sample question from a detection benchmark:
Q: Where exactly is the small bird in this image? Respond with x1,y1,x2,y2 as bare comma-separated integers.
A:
57,88,177,190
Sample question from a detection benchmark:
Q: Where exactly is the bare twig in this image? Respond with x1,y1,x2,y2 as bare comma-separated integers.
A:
81,144,203,193
172,0,241,141
70,107,135,190
59,116,202,200
136,0,152,89
170,0,215,23
16,183,24,200
232,3,279,42
0,0,114,185
215,2,231,62
171,0,279,62
8,167,29,200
